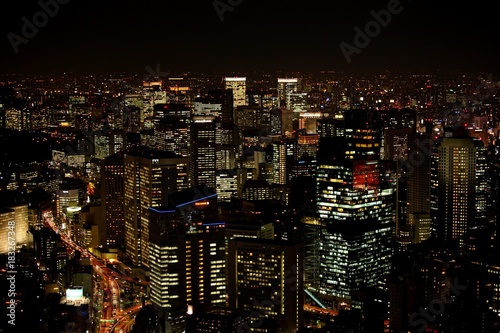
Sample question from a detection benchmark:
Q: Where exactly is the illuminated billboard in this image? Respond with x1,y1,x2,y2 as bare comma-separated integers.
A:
66,288,84,300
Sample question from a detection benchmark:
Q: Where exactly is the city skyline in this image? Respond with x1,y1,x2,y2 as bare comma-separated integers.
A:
0,2,499,330
0,70,499,332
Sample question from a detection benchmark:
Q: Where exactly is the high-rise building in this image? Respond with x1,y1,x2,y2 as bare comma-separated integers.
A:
289,92,309,113
317,117,346,138
142,81,167,130
408,212,431,243
186,306,243,333
316,109,394,306
149,185,225,332
153,103,190,156
194,91,238,171
406,133,432,216
431,132,476,248
215,169,238,202
0,207,16,254
191,116,217,189
101,154,125,248
56,189,79,218
473,137,488,226
194,89,234,124
383,128,412,161
240,180,273,201
7,204,28,248
93,130,126,159
124,149,188,268
224,77,247,108
272,138,298,185
228,238,304,333
235,106,262,129
5,108,22,130
277,78,299,109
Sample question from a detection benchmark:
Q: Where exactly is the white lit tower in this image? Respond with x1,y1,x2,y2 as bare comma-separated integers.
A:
278,78,298,109
316,109,395,307
224,77,247,109
430,129,477,249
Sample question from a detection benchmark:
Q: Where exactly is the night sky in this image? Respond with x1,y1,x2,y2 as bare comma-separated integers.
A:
0,0,498,75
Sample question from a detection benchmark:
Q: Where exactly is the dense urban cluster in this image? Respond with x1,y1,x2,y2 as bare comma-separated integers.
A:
0,70,499,333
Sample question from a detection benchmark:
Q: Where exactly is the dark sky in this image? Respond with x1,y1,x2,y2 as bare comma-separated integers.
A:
0,0,498,75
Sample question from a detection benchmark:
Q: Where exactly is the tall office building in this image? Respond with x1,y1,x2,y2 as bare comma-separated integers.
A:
93,130,126,159
8,204,28,247
272,138,298,185
194,91,238,171
228,238,304,333
142,81,167,129
408,212,431,243
56,188,80,217
383,128,412,161
0,205,29,254
194,89,234,124
380,109,416,234
277,78,299,109
317,117,345,139
153,103,190,156
406,133,432,216
215,169,238,202
224,77,247,109
5,108,22,130
191,116,217,189
431,132,476,248
473,137,488,226
124,149,189,268
101,154,125,248
316,110,394,306
149,185,225,332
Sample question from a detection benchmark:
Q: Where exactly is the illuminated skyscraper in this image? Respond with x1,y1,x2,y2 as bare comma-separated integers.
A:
224,77,247,108
0,204,28,254
101,154,125,248
149,186,225,332
124,149,189,268
473,137,488,226
215,169,238,202
431,133,476,248
406,133,432,216
5,108,22,130
194,90,238,171
191,116,217,189
277,78,299,109
93,130,126,159
316,110,394,306
56,188,79,218
228,238,304,333
272,138,298,185
194,89,234,124
142,81,167,130
153,103,190,156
